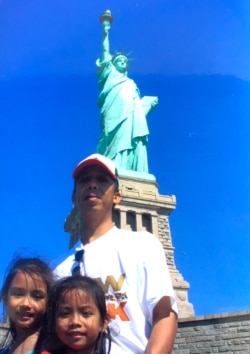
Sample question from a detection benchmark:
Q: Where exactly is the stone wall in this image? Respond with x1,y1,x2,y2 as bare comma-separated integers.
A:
1,311,250,352
173,311,250,354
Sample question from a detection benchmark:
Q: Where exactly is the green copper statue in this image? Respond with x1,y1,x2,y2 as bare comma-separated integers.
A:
96,10,158,173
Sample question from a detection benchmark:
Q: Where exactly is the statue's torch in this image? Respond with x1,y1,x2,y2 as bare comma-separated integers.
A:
99,10,113,34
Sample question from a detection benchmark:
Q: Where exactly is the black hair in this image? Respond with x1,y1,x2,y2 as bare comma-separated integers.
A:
0,257,54,351
44,275,111,354
114,178,119,193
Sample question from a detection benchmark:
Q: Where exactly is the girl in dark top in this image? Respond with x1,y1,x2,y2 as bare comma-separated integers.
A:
0,257,54,354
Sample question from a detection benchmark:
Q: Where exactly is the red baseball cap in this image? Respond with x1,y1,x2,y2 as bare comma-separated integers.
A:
73,153,118,181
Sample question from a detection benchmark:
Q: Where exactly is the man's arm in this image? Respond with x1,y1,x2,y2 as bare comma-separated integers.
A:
145,296,178,354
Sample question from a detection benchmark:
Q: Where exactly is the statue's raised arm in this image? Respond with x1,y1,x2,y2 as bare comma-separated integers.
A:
99,10,112,63
96,10,159,174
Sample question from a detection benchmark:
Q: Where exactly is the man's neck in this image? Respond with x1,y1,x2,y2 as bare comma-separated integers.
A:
80,217,114,244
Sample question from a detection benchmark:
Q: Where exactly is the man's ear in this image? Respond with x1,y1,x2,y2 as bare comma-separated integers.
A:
113,191,122,205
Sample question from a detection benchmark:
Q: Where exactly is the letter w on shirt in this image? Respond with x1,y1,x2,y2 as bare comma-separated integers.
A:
95,274,130,321
96,274,126,292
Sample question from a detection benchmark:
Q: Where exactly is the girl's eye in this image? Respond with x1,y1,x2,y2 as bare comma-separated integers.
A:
13,292,22,297
58,312,69,318
33,293,45,300
10,289,23,297
81,311,92,317
57,309,70,317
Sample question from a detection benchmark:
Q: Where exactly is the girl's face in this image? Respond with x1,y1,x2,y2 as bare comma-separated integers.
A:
7,271,47,334
55,289,107,353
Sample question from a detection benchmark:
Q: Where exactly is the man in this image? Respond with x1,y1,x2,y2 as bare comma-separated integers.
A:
55,153,178,354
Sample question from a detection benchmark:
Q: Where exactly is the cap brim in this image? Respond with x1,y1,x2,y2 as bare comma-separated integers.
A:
73,158,117,181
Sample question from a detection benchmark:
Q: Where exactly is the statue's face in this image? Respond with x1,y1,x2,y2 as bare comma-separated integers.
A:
113,56,128,73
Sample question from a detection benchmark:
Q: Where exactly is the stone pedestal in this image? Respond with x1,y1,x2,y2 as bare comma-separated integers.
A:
64,172,194,318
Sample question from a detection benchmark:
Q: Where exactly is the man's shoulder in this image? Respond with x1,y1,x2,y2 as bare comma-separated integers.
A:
117,228,158,240
54,253,75,278
115,228,161,248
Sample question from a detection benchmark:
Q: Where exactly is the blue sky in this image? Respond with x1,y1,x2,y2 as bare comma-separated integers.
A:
0,0,250,316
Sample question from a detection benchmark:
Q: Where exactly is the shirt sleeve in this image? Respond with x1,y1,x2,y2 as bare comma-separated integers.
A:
141,232,178,323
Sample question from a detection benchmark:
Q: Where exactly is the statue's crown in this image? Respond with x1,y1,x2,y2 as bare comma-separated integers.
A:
112,52,129,64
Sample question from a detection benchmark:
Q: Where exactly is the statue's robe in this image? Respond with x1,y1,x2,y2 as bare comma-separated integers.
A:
96,58,149,173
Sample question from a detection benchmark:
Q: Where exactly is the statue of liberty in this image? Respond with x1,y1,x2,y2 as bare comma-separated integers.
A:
96,10,158,173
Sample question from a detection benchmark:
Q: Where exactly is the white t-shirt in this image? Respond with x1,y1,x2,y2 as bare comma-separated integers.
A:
55,227,178,354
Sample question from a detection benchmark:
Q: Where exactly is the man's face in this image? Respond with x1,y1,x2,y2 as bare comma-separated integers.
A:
72,165,121,214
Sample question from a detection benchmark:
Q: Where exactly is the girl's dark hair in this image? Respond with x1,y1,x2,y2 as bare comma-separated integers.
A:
45,275,111,354
0,257,54,350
